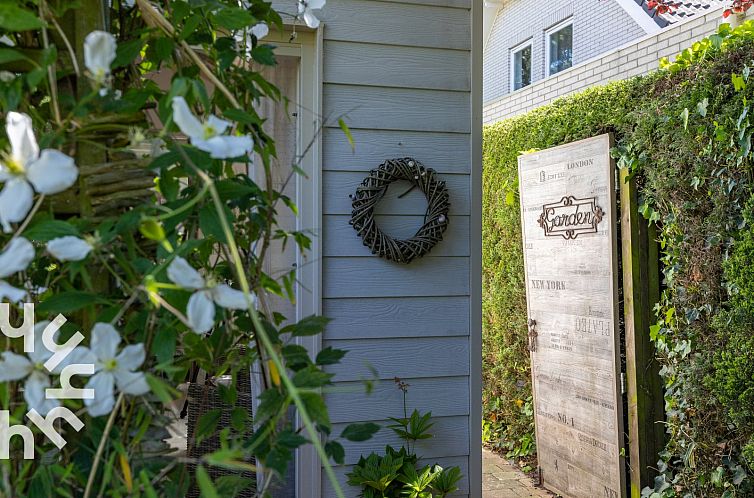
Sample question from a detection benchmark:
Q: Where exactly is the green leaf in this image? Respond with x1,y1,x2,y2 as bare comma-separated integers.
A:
152,328,177,365
195,466,219,498
251,45,276,66
113,38,146,69
154,37,175,63
338,118,355,152
696,98,708,117
223,108,262,127
148,150,180,170
139,470,159,498
28,467,53,498
680,107,689,131
0,4,44,31
254,388,286,425
199,204,233,243
145,374,178,405
711,466,724,485
215,179,259,201
37,292,109,314
280,315,331,337
341,422,380,442
230,407,248,432
732,464,747,485
292,366,334,388
196,409,222,444
214,476,254,497
300,392,330,429
278,430,308,449
212,7,255,30
180,15,202,42
282,344,312,370
26,67,46,88
505,190,516,206
23,220,79,242
265,444,294,476
315,347,346,366
0,48,31,65
732,72,747,92
325,441,345,464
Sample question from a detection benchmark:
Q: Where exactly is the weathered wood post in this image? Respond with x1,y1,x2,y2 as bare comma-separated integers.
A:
71,0,107,218
619,169,665,497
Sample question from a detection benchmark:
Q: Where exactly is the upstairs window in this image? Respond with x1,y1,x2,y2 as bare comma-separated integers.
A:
510,40,532,91
546,20,572,76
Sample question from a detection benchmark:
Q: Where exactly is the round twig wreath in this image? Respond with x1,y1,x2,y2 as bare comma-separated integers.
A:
349,158,450,264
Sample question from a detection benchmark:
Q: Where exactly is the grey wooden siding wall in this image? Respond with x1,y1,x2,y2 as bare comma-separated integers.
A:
320,1,473,495
274,0,473,496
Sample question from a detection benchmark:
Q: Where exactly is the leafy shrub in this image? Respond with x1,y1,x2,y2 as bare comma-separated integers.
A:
484,19,754,496
483,79,640,458
347,381,463,498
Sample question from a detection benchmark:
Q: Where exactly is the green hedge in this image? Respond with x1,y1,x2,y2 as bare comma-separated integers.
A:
483,22,754,496
482,81,640,459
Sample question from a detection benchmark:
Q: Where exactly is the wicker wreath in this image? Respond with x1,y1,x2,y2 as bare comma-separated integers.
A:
349,158,450,264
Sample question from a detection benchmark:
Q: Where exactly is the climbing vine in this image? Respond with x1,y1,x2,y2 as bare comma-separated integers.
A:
484,20,754,497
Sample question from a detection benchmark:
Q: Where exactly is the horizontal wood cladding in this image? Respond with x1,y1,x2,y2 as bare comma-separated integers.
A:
323,296,470,340
324,84,471,133
319,0,470,50
323,128,470,174
324,456,470,497
324,215,470,258
370,0,471,8
332,415,470,464
303,0,474,492
326,376,470,423
324,336,470,381
324,41,470,91
323,257,470,298
323,172,470,216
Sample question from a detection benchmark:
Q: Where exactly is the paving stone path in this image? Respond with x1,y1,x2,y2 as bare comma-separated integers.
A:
482,449,555,498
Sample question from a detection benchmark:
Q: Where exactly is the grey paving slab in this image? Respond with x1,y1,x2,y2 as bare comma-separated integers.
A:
482,449,556,498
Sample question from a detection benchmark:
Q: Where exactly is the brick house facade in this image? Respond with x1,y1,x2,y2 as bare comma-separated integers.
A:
483,0,732,123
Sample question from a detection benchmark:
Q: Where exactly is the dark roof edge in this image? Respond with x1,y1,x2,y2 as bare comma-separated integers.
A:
633,0,672,28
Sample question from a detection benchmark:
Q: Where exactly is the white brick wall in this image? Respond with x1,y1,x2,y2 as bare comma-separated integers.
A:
483,8,753,124
483,0,646,103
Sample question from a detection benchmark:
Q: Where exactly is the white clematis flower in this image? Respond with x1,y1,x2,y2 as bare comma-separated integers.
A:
0,112,78,233
0,322,64,415
83,30,117,84
251,23,269,40
298,0,325,28
171,97,253,159
167,256,254,334
0,237,34,303
68,323,150,417
46,236,94,262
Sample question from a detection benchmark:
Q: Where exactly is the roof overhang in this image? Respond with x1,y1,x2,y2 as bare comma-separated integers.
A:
483,0,504,51
614,0,663,34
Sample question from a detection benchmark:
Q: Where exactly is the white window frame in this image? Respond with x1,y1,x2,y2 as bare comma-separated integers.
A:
545,18,573,77
509,39,533,92
248,26,323,498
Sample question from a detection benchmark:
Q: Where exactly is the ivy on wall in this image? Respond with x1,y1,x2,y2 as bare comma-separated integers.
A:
483,21,754,496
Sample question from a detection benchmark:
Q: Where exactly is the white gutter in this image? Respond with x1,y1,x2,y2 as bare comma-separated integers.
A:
614,0,663,34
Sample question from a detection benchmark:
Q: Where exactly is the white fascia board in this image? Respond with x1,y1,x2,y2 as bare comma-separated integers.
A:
483,2,503,51
614,0,662,34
